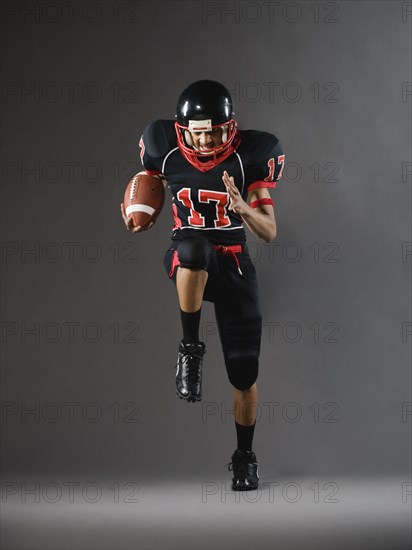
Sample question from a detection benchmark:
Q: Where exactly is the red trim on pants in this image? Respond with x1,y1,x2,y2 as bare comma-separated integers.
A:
168,244,244,278
214,244,243,275
169,249,180,278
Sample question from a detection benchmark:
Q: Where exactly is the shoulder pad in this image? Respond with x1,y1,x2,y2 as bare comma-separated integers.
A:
239,130,279,152
142,119,177,159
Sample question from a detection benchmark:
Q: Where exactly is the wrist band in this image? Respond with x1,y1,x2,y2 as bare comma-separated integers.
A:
250,198,274,209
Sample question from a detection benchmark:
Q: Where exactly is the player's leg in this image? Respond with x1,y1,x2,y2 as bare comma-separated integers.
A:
176,267,208,312
214,247,262,489
233,382,258,475
174,266,208,400
163,236,218,402
176,266,207,344
234,383,258,428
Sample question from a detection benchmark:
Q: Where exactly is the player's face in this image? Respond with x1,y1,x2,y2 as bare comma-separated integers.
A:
189,127,223,152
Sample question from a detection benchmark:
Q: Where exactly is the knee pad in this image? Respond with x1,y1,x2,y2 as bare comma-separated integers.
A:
177,237,213,271
226,355,259,391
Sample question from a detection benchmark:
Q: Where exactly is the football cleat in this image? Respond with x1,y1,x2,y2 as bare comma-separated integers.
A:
227,449,259,491
174,341,206,403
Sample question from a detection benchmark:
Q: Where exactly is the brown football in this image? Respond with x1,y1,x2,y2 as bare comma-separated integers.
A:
123,172,165,228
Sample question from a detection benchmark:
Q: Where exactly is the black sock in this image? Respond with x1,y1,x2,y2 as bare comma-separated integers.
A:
180,308,201,344
235,421,256,452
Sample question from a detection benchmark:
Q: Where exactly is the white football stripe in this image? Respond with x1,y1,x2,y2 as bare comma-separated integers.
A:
126,204,155,216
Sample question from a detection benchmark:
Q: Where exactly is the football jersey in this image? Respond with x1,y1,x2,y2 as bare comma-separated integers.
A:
139,119,285,245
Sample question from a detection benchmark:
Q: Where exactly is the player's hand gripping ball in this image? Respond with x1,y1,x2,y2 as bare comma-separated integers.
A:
121,172,165,233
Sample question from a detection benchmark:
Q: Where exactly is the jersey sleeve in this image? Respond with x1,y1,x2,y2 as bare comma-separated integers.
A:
138,119,176,176
247,136,285,192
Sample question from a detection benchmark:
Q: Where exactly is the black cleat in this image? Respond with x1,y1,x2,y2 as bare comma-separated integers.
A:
174,341,206,403
227,449,259,491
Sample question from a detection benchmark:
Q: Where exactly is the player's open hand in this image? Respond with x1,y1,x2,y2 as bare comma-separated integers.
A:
120,203,155,233
222,171,248,217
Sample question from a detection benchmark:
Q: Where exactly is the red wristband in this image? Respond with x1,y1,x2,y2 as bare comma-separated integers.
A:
250,198,274,209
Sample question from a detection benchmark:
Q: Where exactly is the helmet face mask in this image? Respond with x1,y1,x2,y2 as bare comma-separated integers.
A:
175,80,239,172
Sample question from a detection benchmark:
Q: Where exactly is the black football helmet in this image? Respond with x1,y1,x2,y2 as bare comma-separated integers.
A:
175,80,239,171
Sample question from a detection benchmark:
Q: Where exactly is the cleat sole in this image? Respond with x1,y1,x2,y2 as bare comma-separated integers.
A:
176,391,201,403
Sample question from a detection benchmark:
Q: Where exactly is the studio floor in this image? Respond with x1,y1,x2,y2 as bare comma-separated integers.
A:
1,476,411,550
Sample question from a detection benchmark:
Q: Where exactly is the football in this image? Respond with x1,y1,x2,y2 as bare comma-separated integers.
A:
123,172,165,228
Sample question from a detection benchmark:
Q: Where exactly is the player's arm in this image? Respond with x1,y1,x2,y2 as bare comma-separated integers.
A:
121,121,169,233
224,133,283,242
120,204,156,233
222,171,276,243
245,187,276,242
120,172,164,233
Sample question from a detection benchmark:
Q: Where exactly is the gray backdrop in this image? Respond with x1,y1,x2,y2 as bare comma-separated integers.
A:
1,1,411,549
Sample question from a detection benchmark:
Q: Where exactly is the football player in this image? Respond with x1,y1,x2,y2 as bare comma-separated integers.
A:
121,80,285,490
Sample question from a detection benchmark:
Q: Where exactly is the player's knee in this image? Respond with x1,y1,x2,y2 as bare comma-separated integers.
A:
177,237,211,270
226,356,258,391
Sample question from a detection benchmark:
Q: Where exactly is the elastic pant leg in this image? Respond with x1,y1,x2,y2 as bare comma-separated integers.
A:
163,237,219,303
226,355,259,391
213,248,262,390
176,235,217,272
